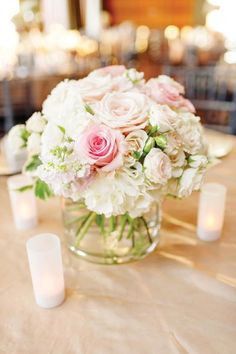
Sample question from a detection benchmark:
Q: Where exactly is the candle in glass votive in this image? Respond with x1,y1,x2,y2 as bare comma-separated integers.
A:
197,183,226,241
26,233,65,309
7,174,38,230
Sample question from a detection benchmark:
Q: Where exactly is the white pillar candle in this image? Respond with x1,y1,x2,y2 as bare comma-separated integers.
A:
85,0,101,39
26,233,65,309
7,174,38,230
197,183,226,241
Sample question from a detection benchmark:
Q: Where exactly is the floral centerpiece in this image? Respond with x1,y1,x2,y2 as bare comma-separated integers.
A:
8,65,208,264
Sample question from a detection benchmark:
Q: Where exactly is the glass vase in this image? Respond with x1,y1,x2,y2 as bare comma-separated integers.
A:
62,198,161,265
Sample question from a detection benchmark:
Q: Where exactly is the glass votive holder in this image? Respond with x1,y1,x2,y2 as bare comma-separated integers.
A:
7,174,38,230
26,233,65,309
197,183,226,242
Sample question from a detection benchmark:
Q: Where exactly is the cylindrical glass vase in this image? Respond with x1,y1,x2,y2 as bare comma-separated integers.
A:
62,199,161,265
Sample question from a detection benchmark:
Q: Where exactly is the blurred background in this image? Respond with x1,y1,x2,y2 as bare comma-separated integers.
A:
1,0,236,136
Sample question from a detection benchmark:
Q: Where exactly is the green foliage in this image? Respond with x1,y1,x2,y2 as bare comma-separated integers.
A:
20,129,30,147
147,125,158,135
57,125,66,134
84,104,95,115
34,179,53,200
132,151,141,160
14,185,33,192
50,145,72,160
143,137,155,153
25,155,42,172
154,135,167,150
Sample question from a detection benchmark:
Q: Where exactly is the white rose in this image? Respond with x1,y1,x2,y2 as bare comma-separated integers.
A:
170,150,186,167
26,112,46,133
144,148,172,184
7,124,27,153
27,133,41,155
169,149,186,178
177,112,204,154
125,130,148,165
189,154,208,169
94,92,149,133
164,132,181,155
178,168,204,198
149,104,178,133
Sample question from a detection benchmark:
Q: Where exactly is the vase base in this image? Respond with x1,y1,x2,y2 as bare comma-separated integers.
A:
67,239,160,265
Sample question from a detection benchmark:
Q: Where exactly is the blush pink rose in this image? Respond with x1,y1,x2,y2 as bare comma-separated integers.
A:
89,65,133,93
90,65,126,78
77,75,112,103
76,123,126,172
146,75,195,113
94,92,149,133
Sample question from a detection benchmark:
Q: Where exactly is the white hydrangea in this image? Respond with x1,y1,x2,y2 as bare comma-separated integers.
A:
40,122,65,158
26,112,46,133
38,141,90,199
7,124,27,154
27,133,41,156
42,80,91,138
82,165,153,217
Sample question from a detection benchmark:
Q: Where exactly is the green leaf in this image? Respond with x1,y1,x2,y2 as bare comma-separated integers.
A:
57,125,66,134
84,104,94,115
14,184,33,192
154,135,167,149
34,179,53,200
25,155,42,172
133,151,141,160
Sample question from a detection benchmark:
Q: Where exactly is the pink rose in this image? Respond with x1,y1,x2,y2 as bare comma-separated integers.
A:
94,92,149,133
90,65,133,93
90,65,126,78
146,75,195,113
76,123,126,172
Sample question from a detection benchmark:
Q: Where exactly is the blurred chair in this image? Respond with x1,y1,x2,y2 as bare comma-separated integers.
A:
0,78,34,135
0,80,14,135
163,65,236,135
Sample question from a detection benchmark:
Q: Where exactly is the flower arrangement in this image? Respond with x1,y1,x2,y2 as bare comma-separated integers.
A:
8,65,209,261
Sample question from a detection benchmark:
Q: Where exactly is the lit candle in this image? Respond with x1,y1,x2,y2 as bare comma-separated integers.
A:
197,183,226,241
26,233,65,309
7,174,38,230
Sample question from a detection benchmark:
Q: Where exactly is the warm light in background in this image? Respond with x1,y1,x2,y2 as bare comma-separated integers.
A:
206,0,221,6
0,1,20,77
206,1,236,42
0,0,19,22
224,50,236,64
164,25,179,40
135,25,150,53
